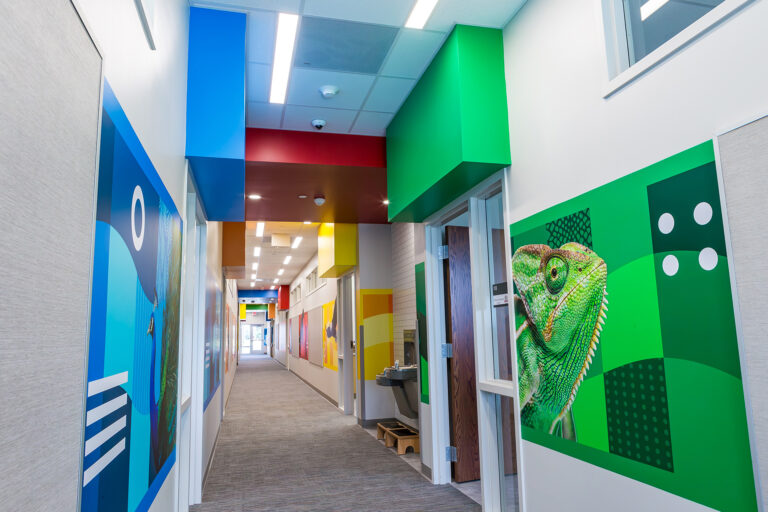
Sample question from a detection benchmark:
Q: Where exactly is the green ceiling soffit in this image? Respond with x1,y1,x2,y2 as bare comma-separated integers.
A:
386,25,511,223
245,304,268,311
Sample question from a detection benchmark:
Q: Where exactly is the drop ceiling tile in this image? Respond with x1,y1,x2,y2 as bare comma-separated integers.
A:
351,111,394,136
247,63,271,103
192,0,301,13
294,17,398,74
363,77,415,113
425,0,527,32
380,29,446,79
302,0,413,26
247,102,284,129
282,105,358,134
247,10,276,64
286,69,375,110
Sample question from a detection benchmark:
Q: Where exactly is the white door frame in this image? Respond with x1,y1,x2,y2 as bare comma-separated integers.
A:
338,272,356,415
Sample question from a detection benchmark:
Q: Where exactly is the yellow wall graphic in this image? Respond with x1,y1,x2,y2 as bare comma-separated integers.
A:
322,299,338,371
358,289,393,380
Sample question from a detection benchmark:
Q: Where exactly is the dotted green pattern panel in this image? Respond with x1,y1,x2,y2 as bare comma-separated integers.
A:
510,142,757,512
605,358,672,472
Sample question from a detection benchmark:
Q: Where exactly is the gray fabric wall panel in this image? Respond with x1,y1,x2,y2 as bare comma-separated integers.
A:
0,1,101,510
308,306,324,367
719,115,768,509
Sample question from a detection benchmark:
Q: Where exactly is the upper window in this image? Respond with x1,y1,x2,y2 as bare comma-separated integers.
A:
623,0,724,65
603,0,750,93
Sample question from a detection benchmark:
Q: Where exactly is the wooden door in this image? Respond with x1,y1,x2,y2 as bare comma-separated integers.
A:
444,225,481,482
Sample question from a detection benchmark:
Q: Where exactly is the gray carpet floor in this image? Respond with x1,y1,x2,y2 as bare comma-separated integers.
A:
192,355,481,512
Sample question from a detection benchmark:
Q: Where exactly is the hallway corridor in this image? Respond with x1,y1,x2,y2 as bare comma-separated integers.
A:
193,356,481,512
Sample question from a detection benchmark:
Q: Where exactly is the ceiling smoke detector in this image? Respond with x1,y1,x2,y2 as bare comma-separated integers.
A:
314,194,326,206
319,85,339,99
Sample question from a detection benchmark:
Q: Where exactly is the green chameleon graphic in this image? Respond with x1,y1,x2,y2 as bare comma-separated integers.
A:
512,242,608,440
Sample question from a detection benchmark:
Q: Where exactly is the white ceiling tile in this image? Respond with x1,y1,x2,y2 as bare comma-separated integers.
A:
286,69,375,110
302,0,413,26
247,10,276,64
247,102,284,129
191,0,301,13
282,105,358,133
425,0,527,32
363,77,416,113
380,29,446,79
351,111,394,136
247,63,272,103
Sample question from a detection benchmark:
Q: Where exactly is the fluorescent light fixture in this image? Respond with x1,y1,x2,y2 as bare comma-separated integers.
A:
640,0,668,20
292,236,303,249
256,222,265,237
273,278,279,284
248,194,262,200
270,285,277,290
250,282,255,288
270,13,299,104
304,221,312,225
405,0,439,29
251,262,258,270
251,273,257,280
278,269,284,276
253,247,261,257
283,255,292,265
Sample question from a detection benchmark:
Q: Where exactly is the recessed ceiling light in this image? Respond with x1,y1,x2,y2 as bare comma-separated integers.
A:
298,194,308,199
278,268,284,276
292,236,303,249
383,199,390,205
303,221,312,225
252,262,258,270
273,278,279,284
253,247,261,257
248,194,262,200
256,222,265,237
270,13,299,104
405,0,439,29
640,0,668,20
283,255,292,265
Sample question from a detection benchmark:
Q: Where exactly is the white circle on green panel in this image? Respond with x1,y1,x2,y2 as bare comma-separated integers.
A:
662,255,679,276
658,213,674,234
699,247,718,271
694,202,713,225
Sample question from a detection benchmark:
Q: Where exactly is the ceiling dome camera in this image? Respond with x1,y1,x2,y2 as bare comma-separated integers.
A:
311,119,326,130
314,194,326,206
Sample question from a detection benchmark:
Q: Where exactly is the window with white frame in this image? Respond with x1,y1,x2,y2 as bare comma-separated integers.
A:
603,0,751,85
305,267,322,294
290,284,302,304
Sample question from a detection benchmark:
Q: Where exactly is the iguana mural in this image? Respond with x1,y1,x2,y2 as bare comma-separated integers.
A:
512,242,608,440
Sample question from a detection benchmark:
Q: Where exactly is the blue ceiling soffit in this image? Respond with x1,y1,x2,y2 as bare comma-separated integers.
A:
186,7,246,221
239,290,279,300
294,17,398,74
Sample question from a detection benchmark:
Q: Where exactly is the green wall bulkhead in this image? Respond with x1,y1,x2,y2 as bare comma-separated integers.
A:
386,25,511,223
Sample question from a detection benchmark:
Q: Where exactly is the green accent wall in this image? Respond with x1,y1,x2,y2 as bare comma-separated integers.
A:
386,25,511,222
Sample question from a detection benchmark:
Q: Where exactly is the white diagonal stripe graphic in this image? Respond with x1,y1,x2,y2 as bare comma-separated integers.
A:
87,372,128,397
86,394,127,426
82,438,125,487
84,416,127,456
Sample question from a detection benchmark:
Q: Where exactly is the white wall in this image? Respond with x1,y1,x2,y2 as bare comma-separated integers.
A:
76,0,190,210
288,254,339,403
502,0,768,509
274,310,288,366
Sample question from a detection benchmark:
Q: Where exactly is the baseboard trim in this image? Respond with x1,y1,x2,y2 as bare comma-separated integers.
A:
202,421,221,492
421,463,432,480
291,370,338,407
